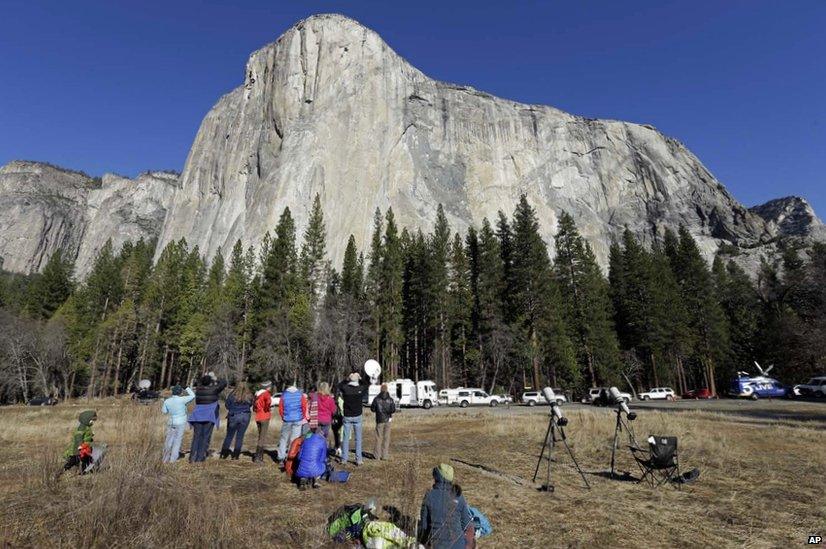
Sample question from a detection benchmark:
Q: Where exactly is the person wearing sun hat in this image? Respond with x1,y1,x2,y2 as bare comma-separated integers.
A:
418,463,472,549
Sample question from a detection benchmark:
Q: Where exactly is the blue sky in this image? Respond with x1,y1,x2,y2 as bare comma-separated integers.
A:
1,1,824,213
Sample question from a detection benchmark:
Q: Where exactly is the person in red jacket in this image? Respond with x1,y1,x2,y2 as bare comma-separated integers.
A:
252,381,273,463
315,382,337,448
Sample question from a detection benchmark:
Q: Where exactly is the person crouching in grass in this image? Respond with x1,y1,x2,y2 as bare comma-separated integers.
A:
62,410,97,474
295,428,328,490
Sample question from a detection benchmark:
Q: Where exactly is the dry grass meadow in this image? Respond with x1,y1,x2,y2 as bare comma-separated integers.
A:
1,399,824,547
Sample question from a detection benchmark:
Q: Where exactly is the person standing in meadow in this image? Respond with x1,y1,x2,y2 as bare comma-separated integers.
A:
278,384,308,467
188,372,227,462
315,382,337,448
370,384,396,460
339,372,367,465
252,381,273,463
161,385,195,463
220,382,253,460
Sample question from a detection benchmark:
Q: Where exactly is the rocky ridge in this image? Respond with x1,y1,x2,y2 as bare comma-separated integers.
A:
0,161,177,276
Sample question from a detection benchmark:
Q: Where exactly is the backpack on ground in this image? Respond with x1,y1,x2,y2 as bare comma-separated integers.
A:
323,461,351,483
362,520,415,548
327,504,371,543
468,506,492,538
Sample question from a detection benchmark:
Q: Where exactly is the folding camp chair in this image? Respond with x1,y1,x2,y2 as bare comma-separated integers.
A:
630,435,680,489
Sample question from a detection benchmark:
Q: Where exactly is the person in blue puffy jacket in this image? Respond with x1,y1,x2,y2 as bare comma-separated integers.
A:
295,430,327,490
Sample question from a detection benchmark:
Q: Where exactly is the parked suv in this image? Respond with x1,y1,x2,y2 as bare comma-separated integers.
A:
522,389,567,406
522,391,543,406
585,387,632,405
639,387,676,401
793,376,826,398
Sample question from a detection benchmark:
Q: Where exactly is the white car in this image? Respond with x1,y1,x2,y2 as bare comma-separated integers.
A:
522,390,567,406
496,394,514,404
639,387,676,401
522,391,543,406
449,388,504,408
584,387,633,404
793,376,826,398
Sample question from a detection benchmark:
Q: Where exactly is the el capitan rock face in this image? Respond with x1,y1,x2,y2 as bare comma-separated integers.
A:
0,14,822,276
152,14,801,269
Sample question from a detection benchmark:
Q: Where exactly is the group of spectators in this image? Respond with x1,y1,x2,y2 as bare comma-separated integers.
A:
157,371,396,470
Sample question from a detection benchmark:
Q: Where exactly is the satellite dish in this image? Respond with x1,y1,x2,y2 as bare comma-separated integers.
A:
138,379,151,390
753,361,774,376
364,359,381,385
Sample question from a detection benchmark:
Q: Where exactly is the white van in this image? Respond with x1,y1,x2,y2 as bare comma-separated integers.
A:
367,379,439,409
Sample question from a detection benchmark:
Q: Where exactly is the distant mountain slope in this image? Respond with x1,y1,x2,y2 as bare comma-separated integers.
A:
0,161,177,275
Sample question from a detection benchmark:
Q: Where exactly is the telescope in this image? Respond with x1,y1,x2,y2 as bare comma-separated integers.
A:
542,387,568,426
609,386,636,420
608,386,639,478
533,387,589,491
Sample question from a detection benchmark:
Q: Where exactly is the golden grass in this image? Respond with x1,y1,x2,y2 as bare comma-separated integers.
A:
0,401,824,547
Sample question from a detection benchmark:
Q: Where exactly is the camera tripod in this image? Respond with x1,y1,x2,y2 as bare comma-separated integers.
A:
609,408,639,479
532,414,590,492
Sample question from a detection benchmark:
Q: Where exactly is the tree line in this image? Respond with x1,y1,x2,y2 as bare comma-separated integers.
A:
1,194,824,403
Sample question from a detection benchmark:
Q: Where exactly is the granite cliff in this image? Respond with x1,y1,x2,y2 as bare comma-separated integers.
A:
0,14,821,277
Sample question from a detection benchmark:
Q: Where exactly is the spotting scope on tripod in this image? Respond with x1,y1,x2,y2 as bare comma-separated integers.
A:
532,387,590,492
608,386,639,479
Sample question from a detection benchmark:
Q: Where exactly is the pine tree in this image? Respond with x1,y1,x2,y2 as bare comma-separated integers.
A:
300,194,327,303
713,258,760,383
448,232,472,385
428,204,452,386
341,235,362,298
139,239,188,390
554,211,619,388
366,208,384,360
24,250,75,320
379,208,404,377
260,207,299,311
473,218,509,391
510,195,573,389
220,240,253,378
672,226,729,395
496,211,515,323
649,243,692,392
